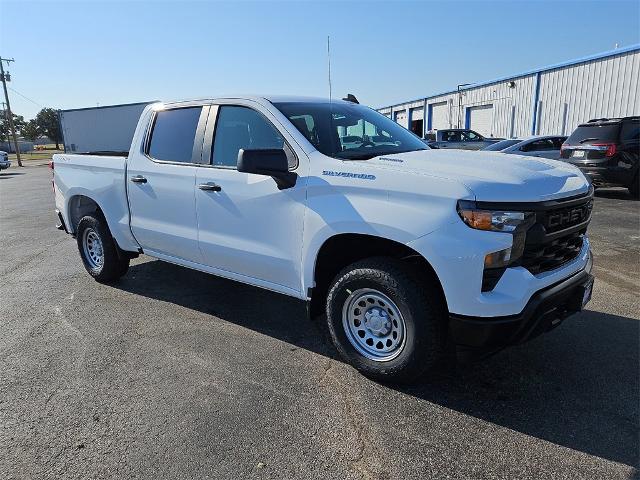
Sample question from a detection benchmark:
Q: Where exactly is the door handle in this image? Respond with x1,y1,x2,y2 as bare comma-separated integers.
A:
131,175,147,184
198,182,222,192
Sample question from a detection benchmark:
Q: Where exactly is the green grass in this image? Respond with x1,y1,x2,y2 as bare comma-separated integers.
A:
8,149,64,163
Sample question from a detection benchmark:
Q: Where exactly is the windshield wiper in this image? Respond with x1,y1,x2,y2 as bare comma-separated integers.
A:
579,137,598,143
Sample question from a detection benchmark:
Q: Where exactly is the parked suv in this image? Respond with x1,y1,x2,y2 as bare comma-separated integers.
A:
561,117,639,197
425,129,502,150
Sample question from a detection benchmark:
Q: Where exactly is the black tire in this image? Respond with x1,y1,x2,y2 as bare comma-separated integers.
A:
76,214,129,283
325,257,448,383
628,174,639,199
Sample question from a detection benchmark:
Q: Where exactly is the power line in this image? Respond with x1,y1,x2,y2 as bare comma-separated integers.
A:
8,87,43,108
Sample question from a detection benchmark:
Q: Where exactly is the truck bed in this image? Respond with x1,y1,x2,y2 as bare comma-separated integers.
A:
53,153,139,252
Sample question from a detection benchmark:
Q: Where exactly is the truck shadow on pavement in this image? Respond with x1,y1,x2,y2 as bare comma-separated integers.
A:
117,259,639,469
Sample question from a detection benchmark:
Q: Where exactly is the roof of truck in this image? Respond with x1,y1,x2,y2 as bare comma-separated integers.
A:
263,95,350,104
160,95,354,106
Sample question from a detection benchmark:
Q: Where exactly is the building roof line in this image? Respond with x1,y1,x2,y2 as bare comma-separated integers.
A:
378,44,640,111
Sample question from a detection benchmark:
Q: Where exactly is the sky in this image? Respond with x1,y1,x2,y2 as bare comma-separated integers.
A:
0,0,639,120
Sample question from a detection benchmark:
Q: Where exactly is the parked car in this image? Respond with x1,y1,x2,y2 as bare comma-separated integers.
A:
0,151,11,170
561,116,639,197
482,136,567,159
424,129,503,150
52,96,594,383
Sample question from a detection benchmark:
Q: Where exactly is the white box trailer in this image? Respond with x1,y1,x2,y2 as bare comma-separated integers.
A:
59,102,155,154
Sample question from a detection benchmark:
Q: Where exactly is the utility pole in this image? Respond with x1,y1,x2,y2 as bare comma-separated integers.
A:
0,56,22,167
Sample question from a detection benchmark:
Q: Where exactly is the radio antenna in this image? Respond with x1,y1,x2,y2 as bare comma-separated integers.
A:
327,35,332,103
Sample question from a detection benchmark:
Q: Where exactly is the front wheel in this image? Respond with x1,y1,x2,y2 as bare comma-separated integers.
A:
325,258,448,383
76,214,129,283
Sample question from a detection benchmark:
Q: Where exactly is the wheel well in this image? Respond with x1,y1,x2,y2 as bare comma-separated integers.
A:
68,195,103,233
310,233,445,318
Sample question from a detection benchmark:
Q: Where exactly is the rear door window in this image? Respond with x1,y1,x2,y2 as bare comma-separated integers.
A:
442,131,462,142
147,107,203,163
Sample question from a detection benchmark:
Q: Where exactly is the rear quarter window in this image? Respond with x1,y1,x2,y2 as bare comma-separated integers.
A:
620,121,640,142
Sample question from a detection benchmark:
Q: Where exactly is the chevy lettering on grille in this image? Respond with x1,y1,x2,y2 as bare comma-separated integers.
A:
546,201,593,231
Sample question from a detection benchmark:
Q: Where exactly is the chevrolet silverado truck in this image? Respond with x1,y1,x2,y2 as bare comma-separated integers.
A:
52,96,594,382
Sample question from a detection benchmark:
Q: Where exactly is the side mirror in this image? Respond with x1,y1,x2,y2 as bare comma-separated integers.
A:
237,149,297,190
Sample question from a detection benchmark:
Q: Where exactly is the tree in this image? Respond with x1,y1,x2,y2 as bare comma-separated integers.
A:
22,119,41,142
0,113,26,148
35,108,62,149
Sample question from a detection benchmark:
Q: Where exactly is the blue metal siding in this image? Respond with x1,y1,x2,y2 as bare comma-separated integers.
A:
530,72,542,135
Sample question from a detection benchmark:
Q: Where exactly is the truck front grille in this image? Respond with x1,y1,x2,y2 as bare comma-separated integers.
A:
521,232,584,275
519,192,592,275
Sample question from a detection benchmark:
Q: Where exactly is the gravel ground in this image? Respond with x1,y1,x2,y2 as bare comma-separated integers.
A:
1,165,638,479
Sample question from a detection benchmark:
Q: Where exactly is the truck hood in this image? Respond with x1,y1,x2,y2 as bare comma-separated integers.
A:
367,149,590,202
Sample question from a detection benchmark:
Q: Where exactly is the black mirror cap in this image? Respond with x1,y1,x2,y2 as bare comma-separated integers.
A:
237,149,297,190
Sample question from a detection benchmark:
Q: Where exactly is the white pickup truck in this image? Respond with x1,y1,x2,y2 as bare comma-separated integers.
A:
53,95,594,382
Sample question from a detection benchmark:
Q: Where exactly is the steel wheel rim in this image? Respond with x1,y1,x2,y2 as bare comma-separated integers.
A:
82,228,104,270
341,288,406,362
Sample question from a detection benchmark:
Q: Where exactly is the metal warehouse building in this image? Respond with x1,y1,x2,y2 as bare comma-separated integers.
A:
378,44,640,139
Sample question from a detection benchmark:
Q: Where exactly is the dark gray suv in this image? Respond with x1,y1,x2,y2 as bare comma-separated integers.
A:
561,117,639,198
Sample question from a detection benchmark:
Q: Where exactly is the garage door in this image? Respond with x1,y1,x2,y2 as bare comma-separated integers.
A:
394,110,408,128
429,102,448,130
410,107,424,136
468,104,494,137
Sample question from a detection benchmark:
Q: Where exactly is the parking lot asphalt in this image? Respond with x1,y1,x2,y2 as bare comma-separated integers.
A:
1,165,638,480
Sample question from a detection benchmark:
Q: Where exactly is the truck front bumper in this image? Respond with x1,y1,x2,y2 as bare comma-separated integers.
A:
449,255,593,351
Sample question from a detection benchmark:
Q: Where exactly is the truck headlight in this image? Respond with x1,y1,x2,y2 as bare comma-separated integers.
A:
456,200,533,233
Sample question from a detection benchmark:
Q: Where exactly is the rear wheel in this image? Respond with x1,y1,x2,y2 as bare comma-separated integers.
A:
76,214,129,283
325,257,448,383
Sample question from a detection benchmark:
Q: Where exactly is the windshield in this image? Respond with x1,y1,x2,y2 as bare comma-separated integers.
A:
482,139,521,151
273,101,429,160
